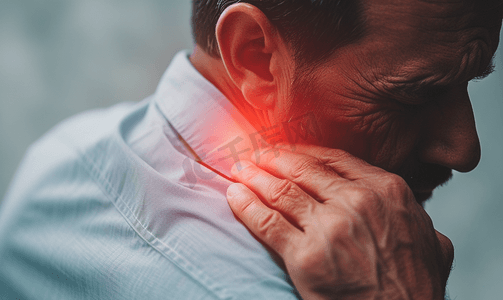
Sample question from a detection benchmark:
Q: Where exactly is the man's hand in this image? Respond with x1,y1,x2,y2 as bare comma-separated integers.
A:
226,145,454,300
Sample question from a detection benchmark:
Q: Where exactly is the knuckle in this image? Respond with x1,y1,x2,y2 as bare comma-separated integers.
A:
445,238,454,262
255,211,281,240
421,210,435,228
321,148,350,162
380,173,412,198
437,231,454,261
290,158,320,180
436,231,454,281
343,186,380,214
382,173,408,189
268,179,299,205
236,192,256,215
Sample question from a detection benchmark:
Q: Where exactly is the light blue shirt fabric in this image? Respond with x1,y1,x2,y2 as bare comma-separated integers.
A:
0,51,301,300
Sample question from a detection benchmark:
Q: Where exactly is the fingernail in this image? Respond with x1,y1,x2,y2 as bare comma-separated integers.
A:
231,160,253,175
226,183,244,199
227,183,240,197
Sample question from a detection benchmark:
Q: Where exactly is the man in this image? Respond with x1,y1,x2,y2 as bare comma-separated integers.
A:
0,0,501,299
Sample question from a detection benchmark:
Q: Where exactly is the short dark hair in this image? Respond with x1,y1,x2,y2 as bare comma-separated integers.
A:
192,0,365,66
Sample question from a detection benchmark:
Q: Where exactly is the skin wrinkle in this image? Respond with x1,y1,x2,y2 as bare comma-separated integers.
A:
394,41,490,81
345,71,386,105
316,64,415,165
365,3,500,95
374,117,407,167
286,69,319,118
195,1,501,298
377,36,495,105
201,0,501,202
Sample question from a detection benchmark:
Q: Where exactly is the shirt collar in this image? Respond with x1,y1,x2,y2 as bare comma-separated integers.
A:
154,50,259,179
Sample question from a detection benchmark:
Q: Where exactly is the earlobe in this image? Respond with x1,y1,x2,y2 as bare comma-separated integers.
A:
215,3,284,110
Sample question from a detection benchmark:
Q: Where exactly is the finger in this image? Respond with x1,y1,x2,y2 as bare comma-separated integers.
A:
435,230,454,284
231,160,318,228
277,144,383,179
226,183,301,255
252,148,346,202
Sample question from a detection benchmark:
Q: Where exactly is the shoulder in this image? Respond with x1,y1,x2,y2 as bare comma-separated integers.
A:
0,97,302,300
3,101,145,203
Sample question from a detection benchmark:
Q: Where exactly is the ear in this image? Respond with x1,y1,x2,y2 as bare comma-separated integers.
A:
215,3,293,110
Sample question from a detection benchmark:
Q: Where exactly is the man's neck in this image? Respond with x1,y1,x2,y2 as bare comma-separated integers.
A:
189,45,272,131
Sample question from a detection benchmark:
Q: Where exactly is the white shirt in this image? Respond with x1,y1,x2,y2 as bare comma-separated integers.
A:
0,51,301,300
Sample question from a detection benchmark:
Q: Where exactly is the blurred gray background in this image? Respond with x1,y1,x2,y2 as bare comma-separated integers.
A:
0,0,502,298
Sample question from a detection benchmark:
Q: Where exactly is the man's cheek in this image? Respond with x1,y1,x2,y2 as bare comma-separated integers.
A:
369,115,421,171
339,110,414,168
